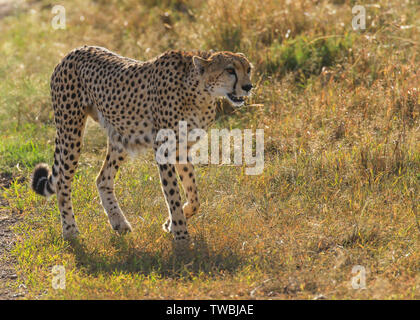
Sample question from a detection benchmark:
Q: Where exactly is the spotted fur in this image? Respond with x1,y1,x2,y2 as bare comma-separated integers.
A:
31,45,252,245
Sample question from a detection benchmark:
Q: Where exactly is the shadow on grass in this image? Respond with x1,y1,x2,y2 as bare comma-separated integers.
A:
68,235,244,279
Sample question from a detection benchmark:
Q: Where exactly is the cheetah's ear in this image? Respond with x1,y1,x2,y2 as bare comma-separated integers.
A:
193,56,210,75
235,52,246,57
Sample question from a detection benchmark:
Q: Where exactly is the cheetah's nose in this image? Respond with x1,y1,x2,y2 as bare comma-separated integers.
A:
242,84,253,92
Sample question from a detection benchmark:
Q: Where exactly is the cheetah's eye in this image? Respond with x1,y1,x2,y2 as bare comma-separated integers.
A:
226,68,236,75
247,67,251,74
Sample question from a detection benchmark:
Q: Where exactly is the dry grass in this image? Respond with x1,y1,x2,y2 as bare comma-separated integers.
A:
0,0,419,299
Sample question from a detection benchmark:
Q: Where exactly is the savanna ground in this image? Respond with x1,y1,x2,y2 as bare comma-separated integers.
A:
0,0,418,299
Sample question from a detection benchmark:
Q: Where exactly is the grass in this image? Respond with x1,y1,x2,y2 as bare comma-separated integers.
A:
265,33,355,79
0,0,419,299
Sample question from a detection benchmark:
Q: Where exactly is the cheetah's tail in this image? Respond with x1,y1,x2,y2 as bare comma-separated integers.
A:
31,163,56,197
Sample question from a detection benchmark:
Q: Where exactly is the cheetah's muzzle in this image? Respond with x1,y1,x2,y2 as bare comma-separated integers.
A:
227,92,245,106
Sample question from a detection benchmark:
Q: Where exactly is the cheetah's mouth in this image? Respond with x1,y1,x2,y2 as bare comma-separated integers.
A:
226,93,245,106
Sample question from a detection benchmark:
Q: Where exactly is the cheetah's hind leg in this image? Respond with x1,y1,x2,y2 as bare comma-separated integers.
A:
96,140,132,234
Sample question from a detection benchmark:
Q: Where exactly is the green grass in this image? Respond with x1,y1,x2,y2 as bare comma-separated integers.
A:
0,124,53,174
0,0,419,299
266,33,355,80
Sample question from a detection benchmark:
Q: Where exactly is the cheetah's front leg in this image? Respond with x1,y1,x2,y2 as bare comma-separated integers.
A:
175,163,199,219
156,162,190,245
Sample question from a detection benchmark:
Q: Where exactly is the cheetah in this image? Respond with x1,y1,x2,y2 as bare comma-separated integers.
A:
31,45,253,246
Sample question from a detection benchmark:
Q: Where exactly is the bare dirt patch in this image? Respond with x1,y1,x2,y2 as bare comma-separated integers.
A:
0,173,25,300
0,0,25,19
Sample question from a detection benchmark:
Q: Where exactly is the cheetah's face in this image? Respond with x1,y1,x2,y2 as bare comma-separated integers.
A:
193,52,253,107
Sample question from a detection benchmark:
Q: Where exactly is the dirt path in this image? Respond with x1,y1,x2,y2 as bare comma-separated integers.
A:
0,0,28,300
0,174,24,300
0,0,24,19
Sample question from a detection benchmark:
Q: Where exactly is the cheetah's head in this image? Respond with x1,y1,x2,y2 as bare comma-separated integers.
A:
193,52,253,107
